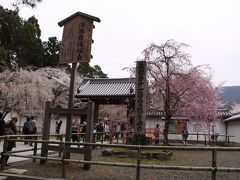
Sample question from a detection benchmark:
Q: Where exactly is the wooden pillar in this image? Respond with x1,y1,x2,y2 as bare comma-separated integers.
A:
65,63,78,159
40,101,52,164
84,101,95,170
225,122,228,142
94,103,99,124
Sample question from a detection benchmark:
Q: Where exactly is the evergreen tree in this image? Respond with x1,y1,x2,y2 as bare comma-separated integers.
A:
42,37,60,67
0,6,22,67
19,17,43,67
0,47,7,72
78,62,108,78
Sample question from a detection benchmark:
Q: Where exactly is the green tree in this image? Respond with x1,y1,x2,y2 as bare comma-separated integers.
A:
42,37,60,67
18,17,43,67
0,47,7,72
78,62,108,78
0,6,22,66
28,16,41,39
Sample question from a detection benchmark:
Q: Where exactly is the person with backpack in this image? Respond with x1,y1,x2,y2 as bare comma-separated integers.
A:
22,117,30,145
0,117,18,166
28,116,37,146
0,108,11,136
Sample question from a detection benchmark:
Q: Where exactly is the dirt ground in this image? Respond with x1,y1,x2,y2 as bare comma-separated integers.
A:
2,148,240,180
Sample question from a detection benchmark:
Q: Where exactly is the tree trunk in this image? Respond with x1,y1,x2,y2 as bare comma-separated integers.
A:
163,118,171,145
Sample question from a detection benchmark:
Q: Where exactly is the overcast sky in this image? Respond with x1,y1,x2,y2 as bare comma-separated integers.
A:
2,0,240,86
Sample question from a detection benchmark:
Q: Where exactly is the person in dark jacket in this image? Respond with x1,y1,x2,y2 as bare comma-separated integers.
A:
182,125,189,146
22,117,30,145
0,108,11,136
0,117,18,165
154,124,160,144
56,120,62,140
96,122,104,141
28,116,37,146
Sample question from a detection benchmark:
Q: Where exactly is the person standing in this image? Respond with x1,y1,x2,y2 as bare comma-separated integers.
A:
115,122,121,139
104,122,110,141
96,122,104,141
182,125,189,146
80,121,87,142
0,108,11,136
56,120,62,140
0,117,18,165
71,120,79,143
28,116,37,146
154,124,160,145
22,117,30,145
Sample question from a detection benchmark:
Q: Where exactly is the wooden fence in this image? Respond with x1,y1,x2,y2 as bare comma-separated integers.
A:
0,134,240,180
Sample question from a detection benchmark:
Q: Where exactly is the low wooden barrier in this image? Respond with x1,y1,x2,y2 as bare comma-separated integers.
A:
0,134,240,180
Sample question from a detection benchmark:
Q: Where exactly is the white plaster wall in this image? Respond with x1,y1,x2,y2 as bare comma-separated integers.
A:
49,115,81,134
227,121,240,143
49,116,67,134
146,119,162,129
214,120,226,141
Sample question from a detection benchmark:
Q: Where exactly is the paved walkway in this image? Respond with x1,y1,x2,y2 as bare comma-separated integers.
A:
0,139,110,165
0,140,42,164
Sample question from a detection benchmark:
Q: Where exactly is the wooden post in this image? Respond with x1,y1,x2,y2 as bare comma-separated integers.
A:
197,132,199,144
136,145,141,180
59,134,63,157
1,137,8,169
211,148,217,180
204,134,207,147
65,63,78,159
225,122,228,142
40,101,52,164
62,142,66,178
33,135,37,162
83,101,95,170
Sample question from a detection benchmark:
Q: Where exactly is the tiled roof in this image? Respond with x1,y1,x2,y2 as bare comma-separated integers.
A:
217,108,232,117
147,108,232,119
147,108,164,117
76,78,135,97
223,113,240,122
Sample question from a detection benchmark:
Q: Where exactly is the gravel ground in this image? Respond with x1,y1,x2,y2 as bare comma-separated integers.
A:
2,147,240,180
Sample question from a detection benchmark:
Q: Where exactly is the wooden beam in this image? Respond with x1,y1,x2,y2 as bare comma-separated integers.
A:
48,107,87,115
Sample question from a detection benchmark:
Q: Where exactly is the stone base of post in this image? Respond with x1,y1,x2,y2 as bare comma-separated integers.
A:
132,134,150,145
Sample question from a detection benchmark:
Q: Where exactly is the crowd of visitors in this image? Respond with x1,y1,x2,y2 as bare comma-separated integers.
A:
70,120,117,143
0,107,192,166
71,120,88,143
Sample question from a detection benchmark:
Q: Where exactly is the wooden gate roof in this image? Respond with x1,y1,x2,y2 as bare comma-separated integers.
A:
75,78,135,104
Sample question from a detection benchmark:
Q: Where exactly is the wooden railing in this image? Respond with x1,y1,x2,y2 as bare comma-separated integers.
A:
0,134,239,180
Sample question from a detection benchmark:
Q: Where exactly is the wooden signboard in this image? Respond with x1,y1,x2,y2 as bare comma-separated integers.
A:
58,12,100,64
56,12,100,162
